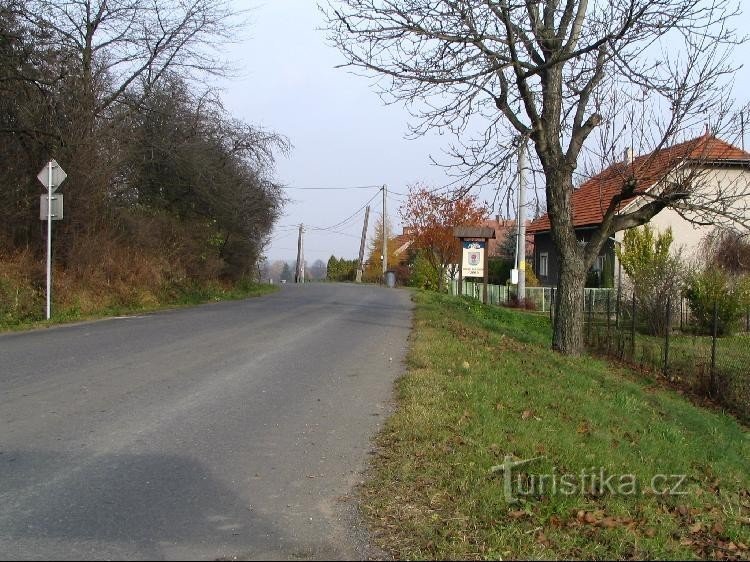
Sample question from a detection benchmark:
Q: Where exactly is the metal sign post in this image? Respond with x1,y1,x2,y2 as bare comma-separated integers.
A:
37,160,66,320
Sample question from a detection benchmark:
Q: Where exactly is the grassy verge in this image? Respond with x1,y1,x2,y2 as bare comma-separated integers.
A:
0,279,277,332
587,323,750,422
362,290,750,560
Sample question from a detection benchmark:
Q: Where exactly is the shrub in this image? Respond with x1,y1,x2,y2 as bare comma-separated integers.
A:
617,225,683,336
684,269,748,336
408,250,440,290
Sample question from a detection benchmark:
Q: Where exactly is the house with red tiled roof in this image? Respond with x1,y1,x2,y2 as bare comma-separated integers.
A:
528,135,750,287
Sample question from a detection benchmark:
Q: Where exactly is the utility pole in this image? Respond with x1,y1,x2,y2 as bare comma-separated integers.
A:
356,205,371,283
295,223,304,283
741,110,746,151
382,185,388,279
517,138,527,304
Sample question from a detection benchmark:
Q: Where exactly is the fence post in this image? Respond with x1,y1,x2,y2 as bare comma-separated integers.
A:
711,300,718,397
606,291,612,353
616,282,622,329
586,290,593,344
664,296,671,378
631,291,637,361
549,288,555,325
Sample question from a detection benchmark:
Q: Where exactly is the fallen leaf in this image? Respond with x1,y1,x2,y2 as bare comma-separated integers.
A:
690,522,703,534
522,410,533,420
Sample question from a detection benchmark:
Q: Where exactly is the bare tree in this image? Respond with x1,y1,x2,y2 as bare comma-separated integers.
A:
24,0,237,116
323,0,747,354
9,0,240,243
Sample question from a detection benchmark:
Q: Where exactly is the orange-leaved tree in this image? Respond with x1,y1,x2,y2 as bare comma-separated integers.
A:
400,186,488,291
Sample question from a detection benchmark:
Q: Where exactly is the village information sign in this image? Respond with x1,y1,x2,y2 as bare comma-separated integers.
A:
454,226,495,304
462,240,485,277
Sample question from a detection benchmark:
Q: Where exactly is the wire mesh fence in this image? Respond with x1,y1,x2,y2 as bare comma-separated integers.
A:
586,290,750,423
451,279,750,422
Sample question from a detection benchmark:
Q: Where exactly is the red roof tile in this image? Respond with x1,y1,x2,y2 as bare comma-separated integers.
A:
528,135,750,233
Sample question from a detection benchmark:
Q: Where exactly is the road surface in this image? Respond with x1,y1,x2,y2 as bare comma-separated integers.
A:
0,283,413,560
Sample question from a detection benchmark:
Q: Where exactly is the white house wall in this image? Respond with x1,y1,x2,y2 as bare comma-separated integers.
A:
619,165,750,262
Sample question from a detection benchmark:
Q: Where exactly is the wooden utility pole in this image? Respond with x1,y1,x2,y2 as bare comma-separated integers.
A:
295,223,304,283
382,185,388,279
356,205,371,283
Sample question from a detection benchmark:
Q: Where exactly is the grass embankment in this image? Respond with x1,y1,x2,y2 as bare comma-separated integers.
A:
0,278,277,332
363,291,750,560
588,324,750,422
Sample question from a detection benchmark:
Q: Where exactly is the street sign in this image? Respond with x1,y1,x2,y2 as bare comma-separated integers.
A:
37,159,67,192
37,159,67,320
40,194,64,220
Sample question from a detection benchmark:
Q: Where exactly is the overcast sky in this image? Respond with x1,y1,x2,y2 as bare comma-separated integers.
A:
218,0,750,264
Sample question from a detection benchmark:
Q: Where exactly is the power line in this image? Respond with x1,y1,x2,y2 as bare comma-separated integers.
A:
281,184,382,191
311,188,383,232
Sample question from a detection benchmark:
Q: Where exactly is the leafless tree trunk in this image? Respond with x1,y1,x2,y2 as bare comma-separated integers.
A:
324,0,747,355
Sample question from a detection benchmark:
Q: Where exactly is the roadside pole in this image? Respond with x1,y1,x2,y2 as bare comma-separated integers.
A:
382,185,387,280
517,138,527,305
38,159,66,320
356,206,370,283
46,162,52,319
295,223,304,283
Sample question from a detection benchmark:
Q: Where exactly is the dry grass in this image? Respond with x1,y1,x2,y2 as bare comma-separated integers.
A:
0,234,274,330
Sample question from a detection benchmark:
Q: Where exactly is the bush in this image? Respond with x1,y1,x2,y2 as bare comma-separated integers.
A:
617,226,683,336
0,249,45,325
408,250,440,290
327,256,358,282
684,269,749,336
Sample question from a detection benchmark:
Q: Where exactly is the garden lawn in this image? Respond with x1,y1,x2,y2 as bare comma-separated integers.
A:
362,290,750,560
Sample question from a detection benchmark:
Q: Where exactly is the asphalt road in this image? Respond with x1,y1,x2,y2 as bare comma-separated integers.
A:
0,283,413,561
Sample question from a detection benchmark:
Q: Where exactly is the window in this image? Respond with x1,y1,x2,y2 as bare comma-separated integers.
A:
595,255,606,272
539,252,549,277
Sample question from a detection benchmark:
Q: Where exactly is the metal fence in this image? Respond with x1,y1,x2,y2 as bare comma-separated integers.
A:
586,291,750,422
450,280,612,314
451,279,750,422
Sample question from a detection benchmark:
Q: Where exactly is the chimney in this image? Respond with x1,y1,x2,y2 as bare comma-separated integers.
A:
624,147,634,165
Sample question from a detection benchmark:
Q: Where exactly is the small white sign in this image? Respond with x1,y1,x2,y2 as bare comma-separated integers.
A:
40,194,64,220
511,268,519,284
37,160,67,192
